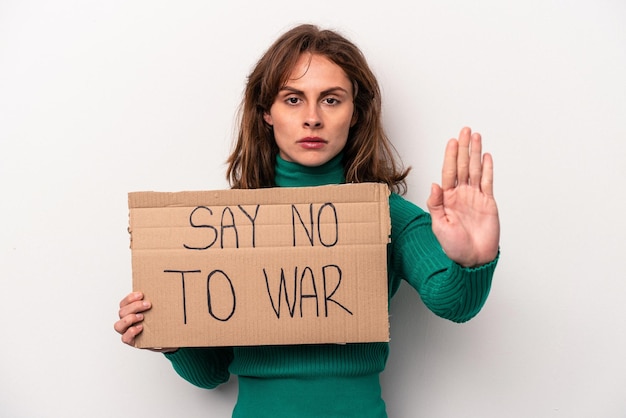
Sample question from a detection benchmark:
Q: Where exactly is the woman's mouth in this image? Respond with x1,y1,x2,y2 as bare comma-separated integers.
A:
297,137,327,149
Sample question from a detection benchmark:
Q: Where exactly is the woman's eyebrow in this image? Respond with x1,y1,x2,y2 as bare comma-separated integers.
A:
277,86,303,95
278,86,351,96
320,86,351,96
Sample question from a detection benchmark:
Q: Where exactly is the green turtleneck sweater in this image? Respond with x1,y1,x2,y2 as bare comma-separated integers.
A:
165,154,498,417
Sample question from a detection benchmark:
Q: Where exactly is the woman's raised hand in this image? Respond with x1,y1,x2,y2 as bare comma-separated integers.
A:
427,127,500,267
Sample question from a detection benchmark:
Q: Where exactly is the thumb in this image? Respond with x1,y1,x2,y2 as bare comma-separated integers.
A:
427,183,445,220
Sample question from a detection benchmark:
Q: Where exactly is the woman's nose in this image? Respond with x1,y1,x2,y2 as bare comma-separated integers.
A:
303,104,322,128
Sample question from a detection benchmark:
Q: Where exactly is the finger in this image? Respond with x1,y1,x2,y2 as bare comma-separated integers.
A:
121,323,143,346
480,152,494,196
456,127,471,185
426,183,443,212
119,291,143,308
468,132,483,187
118,299,151,320
441,139,458,190
114,312,144,335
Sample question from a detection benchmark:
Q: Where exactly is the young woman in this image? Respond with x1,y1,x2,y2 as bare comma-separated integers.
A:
115,24,500,417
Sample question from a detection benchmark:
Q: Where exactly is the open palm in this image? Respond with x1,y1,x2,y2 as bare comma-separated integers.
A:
427,127,500,267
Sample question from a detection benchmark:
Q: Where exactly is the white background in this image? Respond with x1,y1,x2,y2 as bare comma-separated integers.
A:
1,1,625,417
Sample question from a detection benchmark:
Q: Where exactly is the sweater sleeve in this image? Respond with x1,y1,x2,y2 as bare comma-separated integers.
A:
164,347,234,389
388,193,498,323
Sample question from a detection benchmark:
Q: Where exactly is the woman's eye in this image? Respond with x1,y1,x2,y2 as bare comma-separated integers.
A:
286,97,300,105
324,98,339,105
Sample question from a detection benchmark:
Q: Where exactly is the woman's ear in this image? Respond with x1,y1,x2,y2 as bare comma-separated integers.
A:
350,111,358,127
263,112,273,126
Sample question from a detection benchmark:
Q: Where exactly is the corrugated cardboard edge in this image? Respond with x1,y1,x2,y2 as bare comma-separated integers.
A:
128,183,392,247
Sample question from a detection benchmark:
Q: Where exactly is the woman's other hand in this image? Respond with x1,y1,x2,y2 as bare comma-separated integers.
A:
114,291,177,353
427,127,500,267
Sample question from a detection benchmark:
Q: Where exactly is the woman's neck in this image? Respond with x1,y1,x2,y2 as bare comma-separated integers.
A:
274,153,345,187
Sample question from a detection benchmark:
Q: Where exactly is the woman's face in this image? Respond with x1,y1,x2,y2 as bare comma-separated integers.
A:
264,53,356,167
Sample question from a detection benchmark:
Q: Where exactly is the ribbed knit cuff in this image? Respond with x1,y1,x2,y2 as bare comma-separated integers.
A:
445,251,499,323
164,347,234,389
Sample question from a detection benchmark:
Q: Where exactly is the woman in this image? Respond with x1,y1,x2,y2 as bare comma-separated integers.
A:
115,24,500,417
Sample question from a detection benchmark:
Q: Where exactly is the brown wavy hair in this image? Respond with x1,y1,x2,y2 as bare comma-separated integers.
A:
226,24,410,194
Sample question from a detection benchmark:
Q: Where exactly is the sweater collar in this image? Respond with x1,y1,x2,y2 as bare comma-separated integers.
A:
274,153,345,187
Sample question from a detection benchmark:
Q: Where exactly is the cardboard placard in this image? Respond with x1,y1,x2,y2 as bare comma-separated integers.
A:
128,183,391,348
